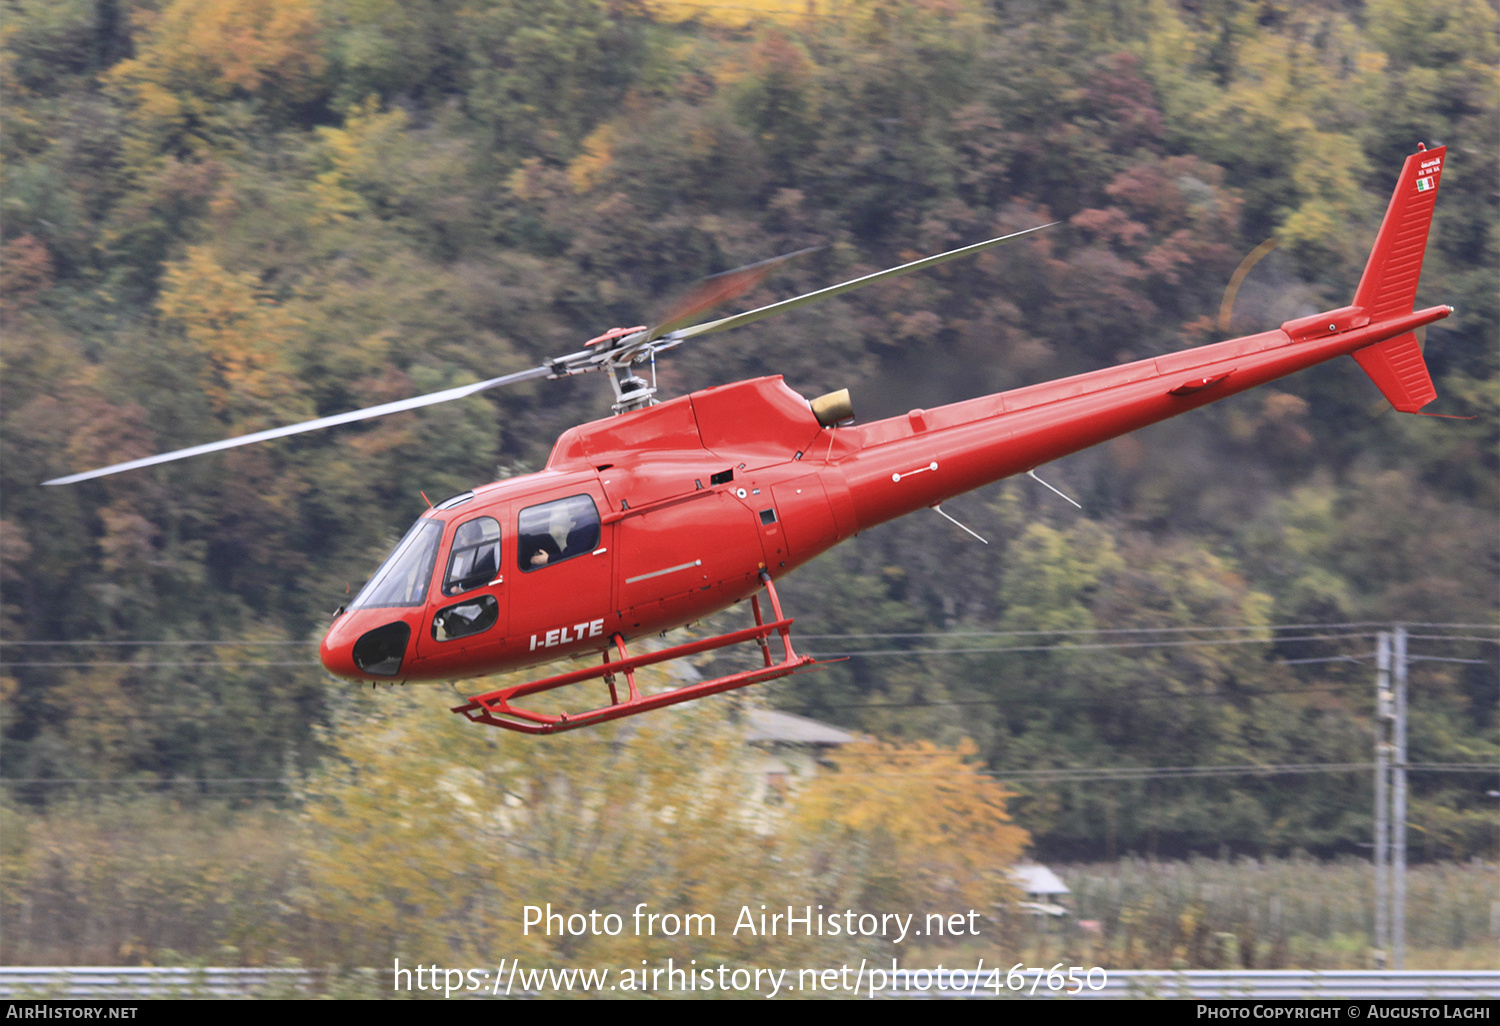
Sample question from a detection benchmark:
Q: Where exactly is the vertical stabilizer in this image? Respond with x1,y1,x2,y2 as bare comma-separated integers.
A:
1349,145,1446,412
1354,145,1445,321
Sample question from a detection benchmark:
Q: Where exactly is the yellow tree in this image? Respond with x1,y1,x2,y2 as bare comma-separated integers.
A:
155,245,310,430
294,675,828,968
107,0,326,156
1139,0,1384,265
306,99,410,226
788,738,1028,916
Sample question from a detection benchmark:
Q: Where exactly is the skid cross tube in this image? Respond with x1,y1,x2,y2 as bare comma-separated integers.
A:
451,575,822,734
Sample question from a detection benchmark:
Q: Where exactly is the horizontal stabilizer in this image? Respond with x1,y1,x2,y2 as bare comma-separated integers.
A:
1352,332,1436,413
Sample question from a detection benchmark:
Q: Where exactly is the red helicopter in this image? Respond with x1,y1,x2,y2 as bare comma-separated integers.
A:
48,145,1453,735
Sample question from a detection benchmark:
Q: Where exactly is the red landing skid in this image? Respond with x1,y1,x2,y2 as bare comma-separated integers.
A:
451,574,827,735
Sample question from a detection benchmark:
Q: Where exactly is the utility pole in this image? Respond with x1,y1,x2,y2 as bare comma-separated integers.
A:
1373,630,1391,968
1372,626,1409,971
1392,624,1408,969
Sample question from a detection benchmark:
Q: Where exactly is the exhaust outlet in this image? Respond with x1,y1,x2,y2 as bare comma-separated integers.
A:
810,388,854,427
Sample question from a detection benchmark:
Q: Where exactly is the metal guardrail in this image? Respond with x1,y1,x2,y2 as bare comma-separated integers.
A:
0,967,320,999
1,966,1497,999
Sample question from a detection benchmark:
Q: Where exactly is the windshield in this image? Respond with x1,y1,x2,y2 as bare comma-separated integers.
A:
349,519,444,609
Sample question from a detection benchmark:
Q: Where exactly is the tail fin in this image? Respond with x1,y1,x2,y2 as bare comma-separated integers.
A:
1354,144,1446,320
1350,144,1446,412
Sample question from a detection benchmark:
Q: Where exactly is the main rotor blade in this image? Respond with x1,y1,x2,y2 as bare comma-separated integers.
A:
43,365,552,486
647,246,821,342
664,223,1056,345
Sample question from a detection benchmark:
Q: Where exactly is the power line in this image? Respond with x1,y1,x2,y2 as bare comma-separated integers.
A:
0,679,1386,725
791,622,1497,640
5,621,1492,646
0,629,1382,667
0,661,320,667
1400,623,1500,629
8,630,1495,669
1,778,291,783
0,678,1400,726
780,681,1402,711
0,640,317,646
804,623,1498,640
1407,635,1500,644
8,762,1490,788
840,764,1384,781
799,764,1498,782
799,622,1379,640
802,632,1379,658
0,636,1387,667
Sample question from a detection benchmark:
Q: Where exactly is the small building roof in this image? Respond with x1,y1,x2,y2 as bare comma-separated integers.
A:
1010,863,1070,896
744,709,861,746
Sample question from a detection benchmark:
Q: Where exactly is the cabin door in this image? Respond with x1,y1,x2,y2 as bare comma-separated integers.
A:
506,487,615,658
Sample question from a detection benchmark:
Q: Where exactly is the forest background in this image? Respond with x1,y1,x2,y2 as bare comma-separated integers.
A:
0,0,1495,971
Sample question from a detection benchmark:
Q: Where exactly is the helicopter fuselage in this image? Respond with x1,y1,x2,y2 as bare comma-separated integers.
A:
318,298,1449,686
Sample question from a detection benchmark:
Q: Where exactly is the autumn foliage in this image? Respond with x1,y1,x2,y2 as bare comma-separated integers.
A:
1,0,1494,911
791,739,1028,912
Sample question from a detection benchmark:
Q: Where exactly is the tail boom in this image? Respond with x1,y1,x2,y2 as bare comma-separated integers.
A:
827,145,1455,528
832,303,1451,532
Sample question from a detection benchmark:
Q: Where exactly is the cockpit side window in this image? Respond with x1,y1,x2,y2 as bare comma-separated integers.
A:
518,494,600,572
349,519,444,609
443,516,502,596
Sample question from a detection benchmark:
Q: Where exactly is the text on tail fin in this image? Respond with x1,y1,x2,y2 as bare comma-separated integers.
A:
1353,144,1446,323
